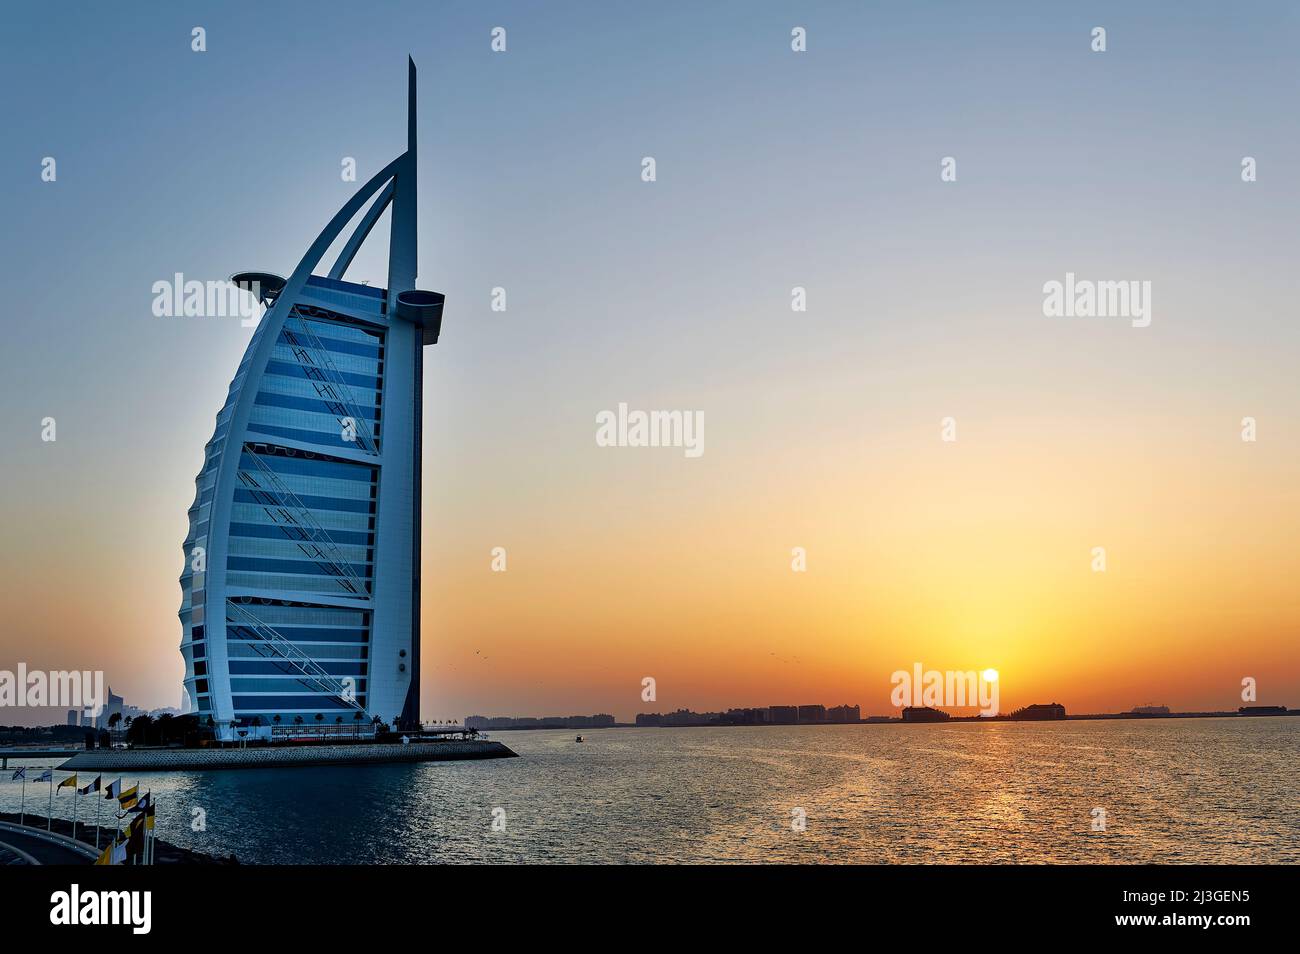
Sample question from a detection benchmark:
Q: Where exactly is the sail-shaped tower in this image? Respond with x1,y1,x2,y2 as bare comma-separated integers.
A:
177,60,442,741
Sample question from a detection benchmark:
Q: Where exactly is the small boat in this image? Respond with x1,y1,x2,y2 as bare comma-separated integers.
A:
575,736,584,743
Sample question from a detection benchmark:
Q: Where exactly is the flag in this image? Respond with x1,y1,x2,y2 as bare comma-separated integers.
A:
128,791,151,813
144,800,155,832
126,813,146,858
57,774,78,791
33,770,52,783
10,767,25,780
118,784,139,810
94,836,123,866
104,778,121,799
78,775,101,795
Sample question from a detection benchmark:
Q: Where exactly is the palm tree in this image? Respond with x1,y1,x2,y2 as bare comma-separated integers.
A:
314,713,324,739
108,711,121,745
353,711,363,738
130,714,154,746
293,715,304,729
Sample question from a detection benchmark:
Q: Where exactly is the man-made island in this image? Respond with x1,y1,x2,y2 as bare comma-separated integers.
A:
0,713,516,773
60,738,515,772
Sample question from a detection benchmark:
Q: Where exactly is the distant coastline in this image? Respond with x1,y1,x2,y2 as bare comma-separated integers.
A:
6,707,1294,739
484,707,1296,730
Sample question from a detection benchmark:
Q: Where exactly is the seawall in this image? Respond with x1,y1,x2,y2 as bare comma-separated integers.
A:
59,740,517,772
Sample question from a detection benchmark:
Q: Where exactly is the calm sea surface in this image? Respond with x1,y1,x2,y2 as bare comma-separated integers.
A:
4,718,1296,864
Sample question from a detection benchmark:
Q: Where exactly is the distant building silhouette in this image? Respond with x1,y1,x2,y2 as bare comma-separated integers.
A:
1238,705,1287,716
633,702,863,727
797,704,827,723
827,704,861,723
93,686,125,730
466,714,615,730
1010,703,1066,721
1131,705,1170,715
721,708,770,725
632,709,726,727
902,706,950,723
664,709,722,726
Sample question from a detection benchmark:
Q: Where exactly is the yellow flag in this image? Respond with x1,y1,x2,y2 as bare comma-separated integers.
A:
118,784,138,810
57,774,78,790
94,840,114,865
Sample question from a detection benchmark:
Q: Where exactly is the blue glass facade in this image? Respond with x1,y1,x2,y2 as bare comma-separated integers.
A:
179,292,391,730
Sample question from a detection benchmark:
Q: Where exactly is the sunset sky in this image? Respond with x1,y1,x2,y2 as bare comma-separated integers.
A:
2,2,1298,724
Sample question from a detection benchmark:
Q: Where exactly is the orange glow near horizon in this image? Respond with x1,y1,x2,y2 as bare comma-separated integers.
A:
400,407,1300,721
3,398,1298,725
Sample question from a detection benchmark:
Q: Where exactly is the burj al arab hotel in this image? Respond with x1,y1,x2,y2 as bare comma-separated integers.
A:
178,60,442,742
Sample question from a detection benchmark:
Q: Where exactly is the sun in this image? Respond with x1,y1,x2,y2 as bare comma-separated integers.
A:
981,668,999,683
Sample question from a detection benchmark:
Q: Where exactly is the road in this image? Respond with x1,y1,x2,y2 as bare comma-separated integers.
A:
0,821,94,865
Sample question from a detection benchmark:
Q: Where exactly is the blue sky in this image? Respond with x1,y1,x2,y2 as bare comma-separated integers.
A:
2,2,1298,721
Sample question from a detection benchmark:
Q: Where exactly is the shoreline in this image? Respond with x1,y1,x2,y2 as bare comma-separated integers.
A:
0,811,236,865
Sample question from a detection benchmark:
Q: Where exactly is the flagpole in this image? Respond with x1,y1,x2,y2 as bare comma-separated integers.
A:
72,786,79,842
46,773,53,831
18,774,25,826
95,792,102,849
104,777,119,854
